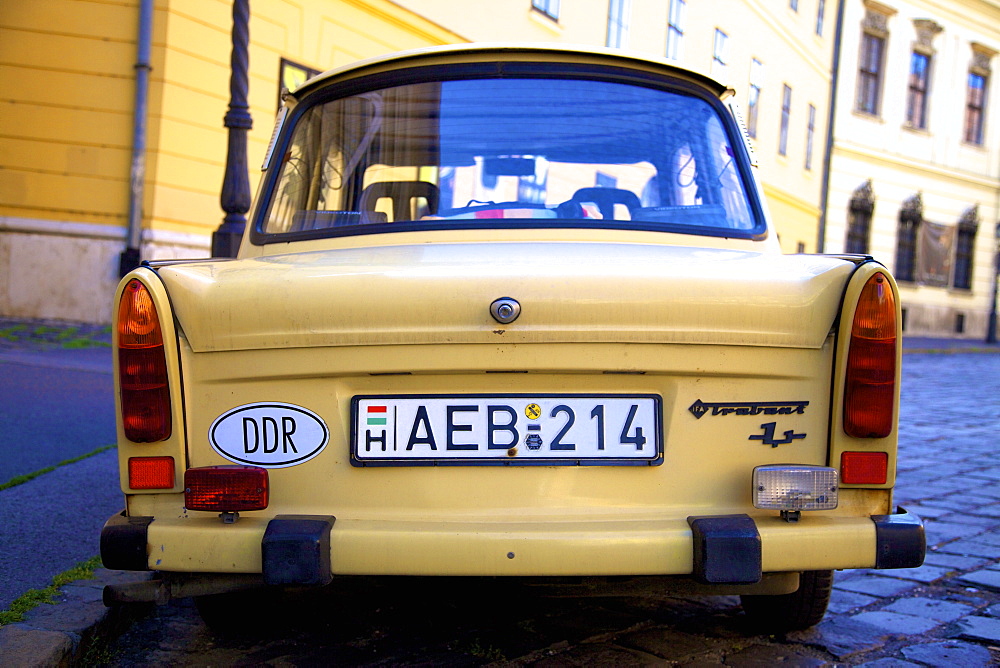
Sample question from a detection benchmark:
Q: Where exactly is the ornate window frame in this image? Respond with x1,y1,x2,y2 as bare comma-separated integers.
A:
846,179,876,254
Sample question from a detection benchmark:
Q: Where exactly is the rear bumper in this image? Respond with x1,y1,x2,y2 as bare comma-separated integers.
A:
100,507,924,585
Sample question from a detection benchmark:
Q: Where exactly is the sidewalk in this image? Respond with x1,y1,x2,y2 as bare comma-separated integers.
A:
903,336,1000,353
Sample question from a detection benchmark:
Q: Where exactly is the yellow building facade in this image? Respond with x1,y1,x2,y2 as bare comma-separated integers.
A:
0,0,460,322
0,0,876,324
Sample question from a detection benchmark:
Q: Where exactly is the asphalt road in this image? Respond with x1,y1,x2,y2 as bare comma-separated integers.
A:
0,341,121,610
0,347,116,480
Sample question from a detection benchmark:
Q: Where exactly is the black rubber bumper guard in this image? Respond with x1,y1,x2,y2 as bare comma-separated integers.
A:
261,515,336,585
686,507,925,585
871,507,926,569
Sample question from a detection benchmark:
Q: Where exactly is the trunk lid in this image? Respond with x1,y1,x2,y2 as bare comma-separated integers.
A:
155,243,855,354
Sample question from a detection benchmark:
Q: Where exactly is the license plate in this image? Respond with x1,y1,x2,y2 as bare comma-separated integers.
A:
351,394,662,466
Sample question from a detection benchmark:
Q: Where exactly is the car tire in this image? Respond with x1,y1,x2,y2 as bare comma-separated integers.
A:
739,570,833,632
194,587,283,634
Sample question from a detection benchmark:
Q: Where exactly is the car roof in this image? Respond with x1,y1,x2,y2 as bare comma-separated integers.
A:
288,42,732,102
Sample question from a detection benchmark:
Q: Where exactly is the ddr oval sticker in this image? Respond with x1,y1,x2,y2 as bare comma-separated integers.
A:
209,403,329,468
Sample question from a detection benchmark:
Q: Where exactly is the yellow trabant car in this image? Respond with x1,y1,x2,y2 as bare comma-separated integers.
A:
101,44,923,631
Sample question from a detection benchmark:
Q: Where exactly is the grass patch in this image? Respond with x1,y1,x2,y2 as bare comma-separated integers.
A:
466,639,506,662
1,322,111,347
0,555,102,627
78,637,123,666
61,338,111,349
0,445,115,492
54,326,80,341
32,325,62,336
0,325,26,341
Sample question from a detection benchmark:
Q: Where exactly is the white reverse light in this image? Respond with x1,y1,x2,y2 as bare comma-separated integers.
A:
753,465,838,511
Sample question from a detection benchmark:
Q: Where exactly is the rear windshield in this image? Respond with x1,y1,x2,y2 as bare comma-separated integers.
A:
259,75,762,240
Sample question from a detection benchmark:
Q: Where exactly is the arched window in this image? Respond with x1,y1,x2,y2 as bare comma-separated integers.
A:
895,193,921,282
953,206,979,290
846,180,875,254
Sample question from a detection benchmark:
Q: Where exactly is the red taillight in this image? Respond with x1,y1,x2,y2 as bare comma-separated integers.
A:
841,451,888,484
844,273,896,438
118,279,171,442
184,466,269,512
128,456,176,489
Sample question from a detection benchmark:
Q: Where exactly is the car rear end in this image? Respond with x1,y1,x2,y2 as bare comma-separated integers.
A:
101,44,923,630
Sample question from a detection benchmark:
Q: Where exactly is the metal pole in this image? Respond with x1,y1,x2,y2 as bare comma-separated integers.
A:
120,0,154,277
817,0,846,254
212,0,252,258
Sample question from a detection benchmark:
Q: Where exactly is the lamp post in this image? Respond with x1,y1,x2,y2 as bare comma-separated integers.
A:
212,0,251,258
986,221,1000,344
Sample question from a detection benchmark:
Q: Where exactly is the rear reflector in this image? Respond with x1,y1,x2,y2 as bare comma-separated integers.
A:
841,451,888,484
184,466,269,512
844,273,896,438
118,279,171,442
128,456,176,489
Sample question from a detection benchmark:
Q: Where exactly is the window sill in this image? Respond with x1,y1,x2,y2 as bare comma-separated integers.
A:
896,282,976,295
529,8,562,33
901,123,930,135
852,110,883,123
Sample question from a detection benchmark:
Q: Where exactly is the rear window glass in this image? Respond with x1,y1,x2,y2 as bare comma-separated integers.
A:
261,76,760,238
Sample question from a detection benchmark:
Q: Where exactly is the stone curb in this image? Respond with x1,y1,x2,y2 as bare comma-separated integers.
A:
0,569,151,667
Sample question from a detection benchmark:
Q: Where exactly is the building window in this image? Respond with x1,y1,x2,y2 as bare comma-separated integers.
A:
895,194,921,283
955,313,966,334
906,52,931,129
279,58,320,109
857,33,886,114
712,29,729,79
805,103,816,170
965,45,995,145
965,72,988,145
953,206,979,290
747,59,763,138
816,0,825,36
907,20,942,130
790,0,798,11
846,180,875,254
666,0,686,61
606,0,632,48
532,0,560,20
779,84,791,156
856,6,891,116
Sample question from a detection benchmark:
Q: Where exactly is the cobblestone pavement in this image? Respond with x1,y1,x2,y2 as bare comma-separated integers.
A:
10,349,997,666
